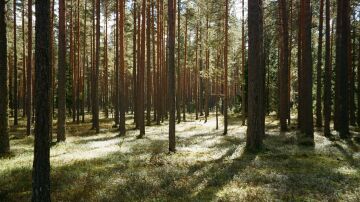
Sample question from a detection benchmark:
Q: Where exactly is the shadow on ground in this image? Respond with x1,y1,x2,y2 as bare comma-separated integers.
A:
1,115,360,201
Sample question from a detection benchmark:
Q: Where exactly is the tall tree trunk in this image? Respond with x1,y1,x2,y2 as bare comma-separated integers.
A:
299,0,314,140
93,0,100,133
0,0,9,154
223,0,229,135
246,0,264,150
49,0,55,140
70,0,75,123
146,0,151,126
32,0,51,199
195,22,199,120
13,0,18,126
168,0,176,152
137,0,146,137
204,14,209,123
22,0,25,118
119,0,126,135
176,0,181,124
316,0,324,127
357,29,360,126
297,0,302,129
335,0,350,138
82,0,87,123
57,0,66,142
323,0,331,136
183,13,188,122
279,0,289,131
114,0,119,126
75,0,80,124
241,0,246,126
104,0,109,119
349,18,355,126
26,0,33,136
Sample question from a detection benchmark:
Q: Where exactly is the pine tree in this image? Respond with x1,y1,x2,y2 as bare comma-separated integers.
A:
335,0,350,138
26,0,33,136
246,0,264,150
0,0,9,155
316,0,324,127
168,0,176,152
57,0,66,142
279,0,289,131
32,0,51,199
323,0,332,136
299,0,314,140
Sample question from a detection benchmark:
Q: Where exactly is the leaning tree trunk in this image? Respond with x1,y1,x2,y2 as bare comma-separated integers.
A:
32,0,51,200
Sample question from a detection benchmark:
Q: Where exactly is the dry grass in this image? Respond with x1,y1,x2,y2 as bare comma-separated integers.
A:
1,113,360,201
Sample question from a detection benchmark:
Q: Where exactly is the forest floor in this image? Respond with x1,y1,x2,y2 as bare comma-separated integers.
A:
1,113,360,201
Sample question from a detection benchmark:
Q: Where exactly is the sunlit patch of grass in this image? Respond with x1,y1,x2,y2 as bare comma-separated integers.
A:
1,114,360,201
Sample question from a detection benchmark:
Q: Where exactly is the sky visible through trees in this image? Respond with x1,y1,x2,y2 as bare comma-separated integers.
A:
0,0,360,201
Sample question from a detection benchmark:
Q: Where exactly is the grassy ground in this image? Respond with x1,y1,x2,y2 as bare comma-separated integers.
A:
1,114,360,202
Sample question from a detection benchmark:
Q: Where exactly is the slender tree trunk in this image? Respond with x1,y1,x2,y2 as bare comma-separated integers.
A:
13,0,18,126
70,0,75,122
114,0,119,126
93,0,100,133
76,0,80,123
316,0,324,127
32,0,51,199
57,0,66,142
168,0,176,152
183,13,188,122
26,0,33,136
137,0,146,137
246,0,264,150
22,0,25,118
241,0,246,126
297,0,302,129
223,0,229,135
49,0,55,141
0,0,9,154
82,0,87,123
279,0,289,131
119,0,126,135
176,0,181,124
204,15,209,123
335,0,350,138
323,0,331,136
357,30,360,126
151,0,156,122
195,22,199,120
349,19,355,126
104,0,109,119
146,0,151,126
